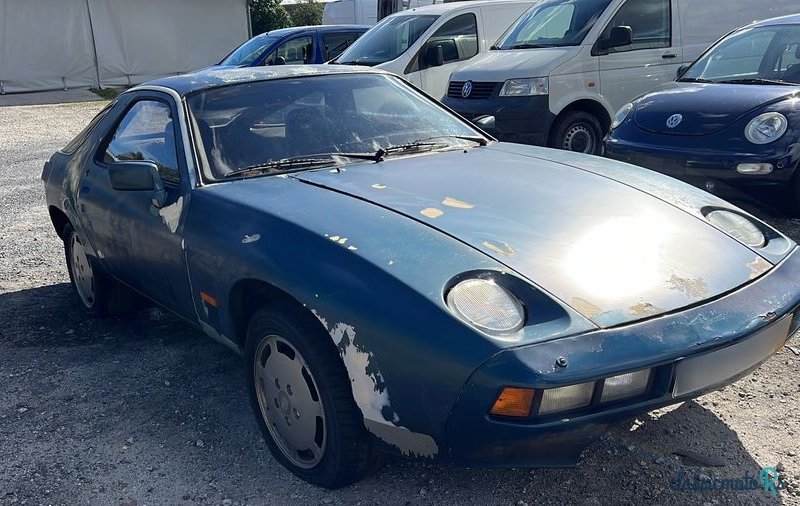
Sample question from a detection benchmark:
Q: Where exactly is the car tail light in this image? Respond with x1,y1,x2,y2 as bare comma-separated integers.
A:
490,387,535,417
600,369,651,403
538,382,595,415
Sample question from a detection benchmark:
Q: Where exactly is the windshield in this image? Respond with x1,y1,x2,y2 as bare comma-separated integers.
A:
496,0,612,49
187,73,483,181
681,24,800,84
220,35,279,66
335,15,438,65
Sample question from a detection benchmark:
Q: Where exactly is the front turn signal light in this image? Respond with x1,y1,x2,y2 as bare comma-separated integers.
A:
490,387,535,417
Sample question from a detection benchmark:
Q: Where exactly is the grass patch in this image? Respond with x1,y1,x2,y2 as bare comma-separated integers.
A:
90,87,124,100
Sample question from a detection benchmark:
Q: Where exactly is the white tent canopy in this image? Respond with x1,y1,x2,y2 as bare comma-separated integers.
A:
0,0,250,93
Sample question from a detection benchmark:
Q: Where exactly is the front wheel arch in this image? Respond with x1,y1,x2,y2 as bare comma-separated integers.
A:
548,100,612,154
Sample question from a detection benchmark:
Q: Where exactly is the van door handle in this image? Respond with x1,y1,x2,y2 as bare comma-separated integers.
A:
662,53,677,59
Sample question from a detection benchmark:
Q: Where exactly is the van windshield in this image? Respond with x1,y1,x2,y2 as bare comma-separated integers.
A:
495,0,612,49
335,15,438,65
220,35,280,66
679,25,800,85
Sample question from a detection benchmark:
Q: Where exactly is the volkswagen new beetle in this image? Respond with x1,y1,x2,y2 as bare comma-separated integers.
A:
42,66,800,488
605,14,800,212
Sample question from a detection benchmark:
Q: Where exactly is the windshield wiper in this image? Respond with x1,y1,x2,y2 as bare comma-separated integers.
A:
224,157,335,178
715,78,794,86
677,77,713,83
336,60,374,66
509,43,551,49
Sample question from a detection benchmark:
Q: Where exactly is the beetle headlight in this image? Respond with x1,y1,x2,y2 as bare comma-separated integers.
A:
446,279,525,334
499,77,548,97
611,103,634,130
745,112,787,145
706,210,765,248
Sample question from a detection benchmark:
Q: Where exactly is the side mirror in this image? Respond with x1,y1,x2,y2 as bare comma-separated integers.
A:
602,26,633,50
676,64,690,79
425,45,444,67
109,161,167,208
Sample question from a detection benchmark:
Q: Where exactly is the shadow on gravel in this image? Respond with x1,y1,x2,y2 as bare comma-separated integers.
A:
0,283,788,504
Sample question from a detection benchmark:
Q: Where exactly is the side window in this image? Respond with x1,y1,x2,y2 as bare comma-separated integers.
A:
103,100,180,184
600,0,671,53
324,32,361,60
776,42,800,72
421,13,478,68
264,36,314,65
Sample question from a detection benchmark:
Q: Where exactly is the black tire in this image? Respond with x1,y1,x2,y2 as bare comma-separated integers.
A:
63,223,139,317
550,111,604,155
245,303,381,489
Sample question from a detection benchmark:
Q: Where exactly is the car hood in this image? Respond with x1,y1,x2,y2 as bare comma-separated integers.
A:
292,145,772,328
634,83,800,135
448,47,580,82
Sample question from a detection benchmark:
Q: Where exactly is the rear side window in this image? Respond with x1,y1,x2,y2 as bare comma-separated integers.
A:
103,100,180,184
323,32,362,60
421,13,478,68
264,36,314,65
600,0,671,53
61,102,114,155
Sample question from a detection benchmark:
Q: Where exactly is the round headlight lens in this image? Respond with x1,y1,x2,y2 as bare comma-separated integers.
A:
446,279,525,334
745,112,788,144
611,103,634,130
706,210,765,248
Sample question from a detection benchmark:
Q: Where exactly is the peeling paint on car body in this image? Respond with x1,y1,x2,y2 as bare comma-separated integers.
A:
158,196,183,233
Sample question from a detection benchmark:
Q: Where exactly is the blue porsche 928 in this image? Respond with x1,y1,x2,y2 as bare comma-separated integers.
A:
605,14,800,212
43,66,800,488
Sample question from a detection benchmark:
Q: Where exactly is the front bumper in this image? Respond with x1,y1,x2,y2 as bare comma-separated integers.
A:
442,94,554,146
604,135,800,201
446,247,800,466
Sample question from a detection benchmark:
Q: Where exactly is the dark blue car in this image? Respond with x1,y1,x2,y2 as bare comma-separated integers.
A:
605,14,800,212
218,25,368,67
42,66,800,489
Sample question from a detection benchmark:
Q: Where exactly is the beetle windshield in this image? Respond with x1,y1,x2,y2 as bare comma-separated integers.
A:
495,0,612,49
187,73,484,181
220,35,280,66
335,15,438,65
680,24,800,85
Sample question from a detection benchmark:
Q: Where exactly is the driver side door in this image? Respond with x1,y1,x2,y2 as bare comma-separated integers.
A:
263,36,316,65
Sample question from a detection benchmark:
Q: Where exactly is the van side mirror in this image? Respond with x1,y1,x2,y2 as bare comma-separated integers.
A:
425,45,444,67
676,64,690,79
109,161,167,208
601,26,633,50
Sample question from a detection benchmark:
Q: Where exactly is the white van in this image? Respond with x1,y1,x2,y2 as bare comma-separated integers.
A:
323,0,379,26
332,0,537,99
442,0,800,154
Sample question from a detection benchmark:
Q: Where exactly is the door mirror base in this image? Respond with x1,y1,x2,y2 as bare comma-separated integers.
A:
109,161,167,208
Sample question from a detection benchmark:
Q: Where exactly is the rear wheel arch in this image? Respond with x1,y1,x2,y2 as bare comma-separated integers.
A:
49,206,70,239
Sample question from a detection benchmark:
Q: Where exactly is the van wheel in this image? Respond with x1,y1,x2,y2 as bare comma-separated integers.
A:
245,303,382,489
551,111,604,155
63,223,139,317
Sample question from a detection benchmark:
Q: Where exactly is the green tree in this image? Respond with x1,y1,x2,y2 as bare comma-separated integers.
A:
290,0,324,27
249,0,293,34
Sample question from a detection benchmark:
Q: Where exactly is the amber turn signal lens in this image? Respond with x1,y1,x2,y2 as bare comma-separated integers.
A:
490,387,535,417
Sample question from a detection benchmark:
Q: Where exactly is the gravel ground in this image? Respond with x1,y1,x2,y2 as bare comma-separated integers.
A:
1,101,799,506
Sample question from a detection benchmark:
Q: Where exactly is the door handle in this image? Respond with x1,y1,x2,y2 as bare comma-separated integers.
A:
662,53,677,59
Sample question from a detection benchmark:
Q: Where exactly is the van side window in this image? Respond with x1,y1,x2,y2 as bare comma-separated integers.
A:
600,0,670,53
264,36,314,65
421,13,478,68
324,32,361,60
103,100,180,184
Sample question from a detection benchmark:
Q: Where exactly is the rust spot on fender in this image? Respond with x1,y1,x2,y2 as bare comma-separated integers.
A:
420,208,444,219
482,240,515,257
571,297,603,318
442,197,474,209
748,257,772,280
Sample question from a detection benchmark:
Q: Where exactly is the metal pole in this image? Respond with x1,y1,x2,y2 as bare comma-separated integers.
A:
84,0,102,89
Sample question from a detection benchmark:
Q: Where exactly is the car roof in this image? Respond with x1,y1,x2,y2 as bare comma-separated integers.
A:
395,0,531,16
266,24,369,36
751,13,800,28
136,65,391,97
